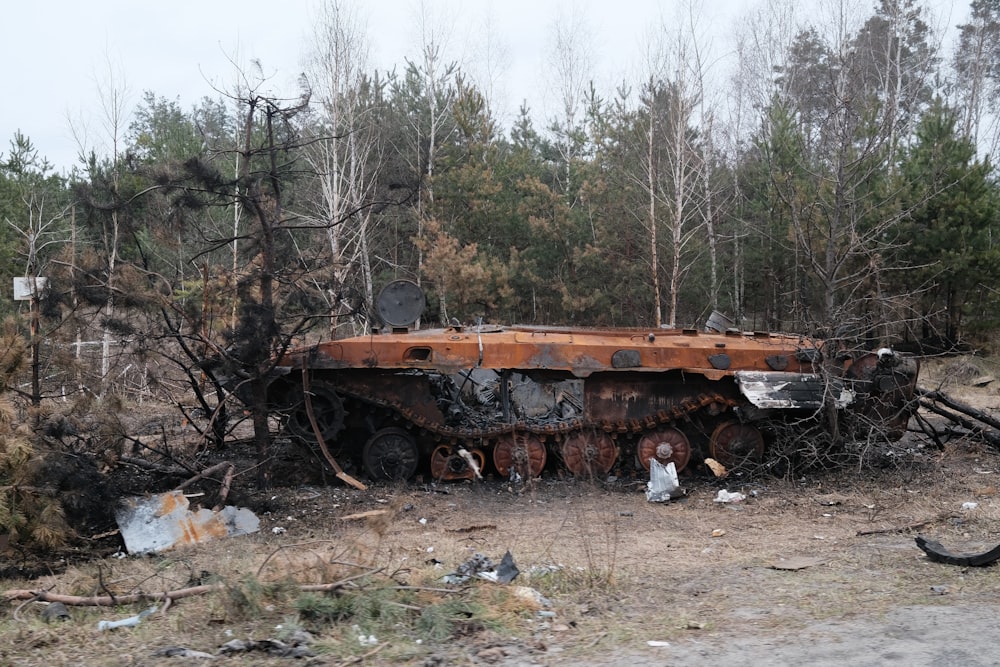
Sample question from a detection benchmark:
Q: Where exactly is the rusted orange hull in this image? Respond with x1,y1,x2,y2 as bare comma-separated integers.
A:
260,324,917,482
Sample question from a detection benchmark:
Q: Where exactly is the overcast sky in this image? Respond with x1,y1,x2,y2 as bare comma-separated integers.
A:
3,0,964,174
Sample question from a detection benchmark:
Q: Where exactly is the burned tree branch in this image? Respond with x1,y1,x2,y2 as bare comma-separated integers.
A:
918,395,1000,448
917,387,1000,432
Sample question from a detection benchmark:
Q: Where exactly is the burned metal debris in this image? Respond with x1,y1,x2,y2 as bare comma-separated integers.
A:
915,535,1000,567
443,550,520,585
114,490,260,554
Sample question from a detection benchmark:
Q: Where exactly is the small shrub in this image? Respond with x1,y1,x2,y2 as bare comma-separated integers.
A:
417,598,487,642
295,592,355,623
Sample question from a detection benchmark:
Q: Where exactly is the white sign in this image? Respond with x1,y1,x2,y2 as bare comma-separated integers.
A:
13,277,48,301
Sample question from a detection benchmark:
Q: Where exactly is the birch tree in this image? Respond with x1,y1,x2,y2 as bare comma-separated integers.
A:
952,0,1000,156
92,60,131,396
644,4,706,328
388,3,460,324
544,8,595,203
301,0,385,337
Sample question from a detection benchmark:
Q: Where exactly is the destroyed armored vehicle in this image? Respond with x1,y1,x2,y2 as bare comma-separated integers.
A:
260,281,919,482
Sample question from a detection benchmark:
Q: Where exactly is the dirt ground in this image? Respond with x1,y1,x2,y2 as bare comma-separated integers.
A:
4,356,1000,666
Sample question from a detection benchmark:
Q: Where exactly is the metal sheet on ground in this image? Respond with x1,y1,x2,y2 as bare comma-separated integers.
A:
115,490,260,554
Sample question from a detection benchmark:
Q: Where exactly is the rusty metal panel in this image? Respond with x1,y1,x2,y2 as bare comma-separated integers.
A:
336,371,446,426
584,373,734,423
284,326,820,380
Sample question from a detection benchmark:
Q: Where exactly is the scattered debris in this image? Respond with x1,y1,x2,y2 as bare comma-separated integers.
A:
815,494,848,506
645,459,680,502
770,556,826,570
915,535,1000,567
40,602,70,623
704,457,727,478
443,550,520,584
98,606,157,631
115,491,259,555
457,447,483,480
930,585,950,595
527,564,563,577
711,529,726,537
219,638,315,658
353,625,379,646
713,490,746,504
152,646,216,659
962,502,979,510
494,551,520,584
511,585,551,609
647,640,671,647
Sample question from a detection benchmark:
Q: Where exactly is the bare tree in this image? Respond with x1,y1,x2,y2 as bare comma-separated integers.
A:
952,0,1000,156
544,8,595,202
70,53,133,398
301,0,385,337
774,0,938,334
642,2,707,328
462,3,512,124
393,1,460,324
726,0,800,323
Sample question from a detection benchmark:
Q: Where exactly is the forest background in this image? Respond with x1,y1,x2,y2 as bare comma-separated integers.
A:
1,0,999,433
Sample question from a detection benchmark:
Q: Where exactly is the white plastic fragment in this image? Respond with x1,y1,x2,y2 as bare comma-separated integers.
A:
353,625,378,646
714,489,746,504
647,640,671,647
645,459,679,502
962,502,979,510
457,447,483,479
97,606,157,631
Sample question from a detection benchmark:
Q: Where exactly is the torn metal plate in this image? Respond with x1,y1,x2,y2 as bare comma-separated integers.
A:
115,491,260,554
736,372,853,410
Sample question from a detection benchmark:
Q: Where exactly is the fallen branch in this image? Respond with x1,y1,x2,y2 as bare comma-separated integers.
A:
119,456,187,476
917,387,1000,432
339,509,389,521
120,440,198,476
3,583,224,607
5,568,386,607
336,642,389,667
918,399,1000,447
214,463,236,510
856,511,955,536
175,461,235,491
302,371,366,491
